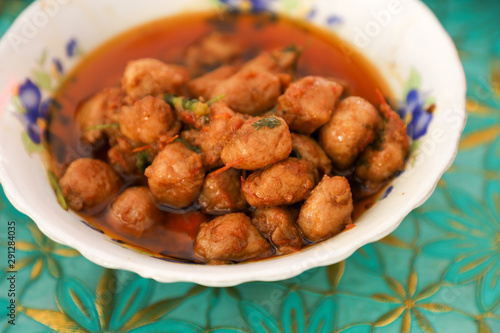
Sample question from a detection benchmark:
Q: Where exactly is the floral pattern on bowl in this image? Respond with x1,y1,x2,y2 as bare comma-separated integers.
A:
12,38,82,153
399,69,435,141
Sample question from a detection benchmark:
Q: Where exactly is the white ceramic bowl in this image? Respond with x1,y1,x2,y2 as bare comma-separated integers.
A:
0,0,466,286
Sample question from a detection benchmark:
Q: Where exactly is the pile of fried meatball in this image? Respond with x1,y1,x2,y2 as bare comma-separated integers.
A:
58,32,410,264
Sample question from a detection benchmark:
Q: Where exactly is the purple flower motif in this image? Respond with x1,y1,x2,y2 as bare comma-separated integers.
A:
66,38,78,57
18,79,44,144
381,185,394,200
80,220,104,234
219,0,274,12
153,255,199,264
326,15,343,26
27,124,42,144
17,79,60,144
399,89,433,141
18,79,41,121
250,0,274,11
306,8,317,20
52,58,64,75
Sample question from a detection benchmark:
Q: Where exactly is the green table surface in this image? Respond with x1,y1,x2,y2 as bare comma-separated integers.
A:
1,0,500,332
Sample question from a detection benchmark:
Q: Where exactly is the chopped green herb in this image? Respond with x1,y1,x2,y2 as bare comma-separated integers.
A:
136,151,153,174
174,137,202,154
282,44,299,53
206,93,226,105
182,98,198,111
85,123,120,131
371,131,386,151
164,94,209,116
48,171,68,210
357,158,370,167
164,93,176,106
252,116,282,130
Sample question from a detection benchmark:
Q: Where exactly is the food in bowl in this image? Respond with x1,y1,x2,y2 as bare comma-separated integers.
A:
46,11,413,265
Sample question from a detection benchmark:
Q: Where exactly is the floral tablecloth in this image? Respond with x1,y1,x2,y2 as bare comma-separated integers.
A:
1,0,499,332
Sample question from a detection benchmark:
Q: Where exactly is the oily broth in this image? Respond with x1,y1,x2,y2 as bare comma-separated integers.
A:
47,12,394,262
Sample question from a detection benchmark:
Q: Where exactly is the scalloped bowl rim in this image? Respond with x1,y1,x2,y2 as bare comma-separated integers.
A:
0,0,466,286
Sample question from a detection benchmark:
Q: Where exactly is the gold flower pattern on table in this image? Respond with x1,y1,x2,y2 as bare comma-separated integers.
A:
2,224,79,280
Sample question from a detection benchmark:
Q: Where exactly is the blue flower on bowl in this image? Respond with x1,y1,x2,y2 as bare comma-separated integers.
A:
398,69,435,141
52,58,64,78
12,38,82,151
17,79,47,144
400,88,434,141
66,38,79,57
326,15,343,26
218,0,275,12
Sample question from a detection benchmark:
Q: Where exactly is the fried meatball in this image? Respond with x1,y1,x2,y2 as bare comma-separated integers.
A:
210,68,283,115
107,187,163,238
186,32,242,76
297,176,353,242
122,59,189,100
118,95,180,145
198,168,248,214
326,77,350,96
291,133,332,175
320,96,382,170
241,158,318,208
221,116,292,170
187,65,237,100
276,76,343,134
145,142,205,208
107,136,139,175
107,136,157,176
251,207,302,254
194,213,272,264
59,158,121,211
242,48,300,75
76,88,123,144
182,103,245,169
355,102,410,183
208,49,299,115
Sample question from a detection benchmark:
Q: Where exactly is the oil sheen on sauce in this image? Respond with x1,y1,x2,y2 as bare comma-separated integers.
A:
47,11,394,263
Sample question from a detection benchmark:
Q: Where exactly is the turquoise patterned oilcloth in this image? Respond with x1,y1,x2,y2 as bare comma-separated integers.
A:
1,0,500,332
